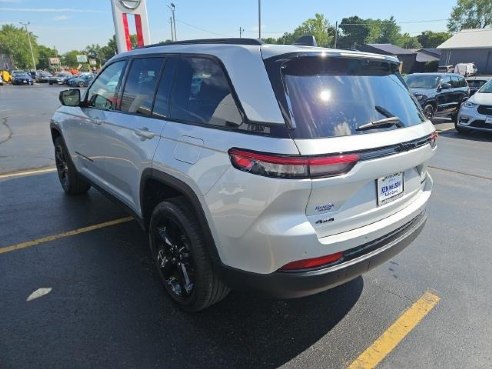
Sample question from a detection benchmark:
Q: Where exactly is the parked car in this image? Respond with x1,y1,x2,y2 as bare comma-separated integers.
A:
466,76,492,96
0,74,3,86
51,39,436,311
454,63,477,77
456,79,492,133
405,73,469,121
437,65,454,73
48,72,72,85
67,73,94,87
36,71,53,83
11,72,33,85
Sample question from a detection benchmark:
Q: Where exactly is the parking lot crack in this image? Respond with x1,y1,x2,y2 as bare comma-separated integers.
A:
0,117,13,145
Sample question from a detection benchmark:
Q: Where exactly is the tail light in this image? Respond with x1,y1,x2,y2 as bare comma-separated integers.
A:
279,252,344,271
228,149,359,179
430,131,438,149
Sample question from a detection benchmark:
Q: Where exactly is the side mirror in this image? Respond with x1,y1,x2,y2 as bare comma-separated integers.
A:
59,89,81,106
440,83,451,90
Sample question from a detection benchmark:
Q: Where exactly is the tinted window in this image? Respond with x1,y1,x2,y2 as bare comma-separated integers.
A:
170,57,242,127
86,61,126,110
152,58,177,119
441,75,452,86
451,76,460,88
120,58,164,115
406,75,440,89
275,56,425,139
478,80,492,93
459,77,467,88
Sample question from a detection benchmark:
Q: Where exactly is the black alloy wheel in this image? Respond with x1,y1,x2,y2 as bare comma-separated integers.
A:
149,199,229,311
53,136,91,194
55,139,70,191
423,104,435,120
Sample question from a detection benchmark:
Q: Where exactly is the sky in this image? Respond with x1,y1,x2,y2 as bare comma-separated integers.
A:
0,0,457,53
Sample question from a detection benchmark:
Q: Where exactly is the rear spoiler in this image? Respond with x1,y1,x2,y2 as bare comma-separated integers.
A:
293,35,317,47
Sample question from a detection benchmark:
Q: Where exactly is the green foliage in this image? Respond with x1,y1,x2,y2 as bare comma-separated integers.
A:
0,24,39,70
62,50,82,68
277,14,334,47
417,31,452,48
37,45,57,70
399,33,422,49
448,0,492,32
338,16,372,49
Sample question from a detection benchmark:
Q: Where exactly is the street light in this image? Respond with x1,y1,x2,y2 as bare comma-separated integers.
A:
19,21,36,71
167,3,177,41
258,0,261,40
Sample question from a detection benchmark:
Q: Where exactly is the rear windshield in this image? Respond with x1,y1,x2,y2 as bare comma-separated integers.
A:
404,74,440,89
267,56,425,139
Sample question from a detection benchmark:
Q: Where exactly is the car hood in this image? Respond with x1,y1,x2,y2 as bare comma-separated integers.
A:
469,92,492,105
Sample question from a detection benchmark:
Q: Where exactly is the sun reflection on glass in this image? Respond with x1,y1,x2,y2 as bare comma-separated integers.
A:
319,89,331,102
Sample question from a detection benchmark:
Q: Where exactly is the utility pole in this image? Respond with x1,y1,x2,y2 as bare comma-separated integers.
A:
19,21,36,71
239,27,245,38
334,21,338,48
169,17,174,41
258,0,261,40
168,3,177,41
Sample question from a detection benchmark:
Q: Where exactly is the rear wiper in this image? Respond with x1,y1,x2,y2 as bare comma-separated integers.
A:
356,117,402,131
356,105,403,131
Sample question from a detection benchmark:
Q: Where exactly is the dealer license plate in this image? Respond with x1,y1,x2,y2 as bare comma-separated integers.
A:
377,172,404,206
485,116,492,124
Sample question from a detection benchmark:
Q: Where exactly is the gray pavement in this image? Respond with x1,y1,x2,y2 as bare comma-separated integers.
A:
1,84,492,368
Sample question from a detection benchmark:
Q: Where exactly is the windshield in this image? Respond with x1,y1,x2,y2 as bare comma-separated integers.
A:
269,56,425,139
478,80,492,93
405,75,440,89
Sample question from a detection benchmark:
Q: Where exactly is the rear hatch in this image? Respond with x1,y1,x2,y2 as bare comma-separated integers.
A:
264,51,436,238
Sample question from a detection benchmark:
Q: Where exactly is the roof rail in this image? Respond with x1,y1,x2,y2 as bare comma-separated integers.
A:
142,38,263,49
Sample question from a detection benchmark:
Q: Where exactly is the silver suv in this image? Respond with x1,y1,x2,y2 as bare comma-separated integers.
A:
51,39,437,311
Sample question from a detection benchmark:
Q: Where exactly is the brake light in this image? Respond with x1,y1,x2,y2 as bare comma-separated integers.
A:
429,131,438,149
280,252,344,271
228,149,359,179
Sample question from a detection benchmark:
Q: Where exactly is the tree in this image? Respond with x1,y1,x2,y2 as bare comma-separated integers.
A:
62,50,82,68
338,16,373,49
377,16,401,44
399,33,422,48
417,31,452,48
448,0,492,32
0,24,39,69
37,45,57,70
277,14,334,47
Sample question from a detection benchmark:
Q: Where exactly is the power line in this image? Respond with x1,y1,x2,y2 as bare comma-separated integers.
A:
175,19,230,37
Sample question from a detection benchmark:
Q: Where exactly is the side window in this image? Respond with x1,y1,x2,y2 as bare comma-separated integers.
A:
450,76,460,88
120,58,165,115
170,57,242,127
152,57,177,119
459,77,467,88
86,61,126,110
441,76,452,87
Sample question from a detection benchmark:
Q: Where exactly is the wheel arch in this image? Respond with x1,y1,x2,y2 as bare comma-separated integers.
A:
50,122,62,144
140,169,221,264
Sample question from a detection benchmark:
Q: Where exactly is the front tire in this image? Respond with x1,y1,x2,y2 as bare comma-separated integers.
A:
54,136,91,195
149,198,229,312
423,104,435,121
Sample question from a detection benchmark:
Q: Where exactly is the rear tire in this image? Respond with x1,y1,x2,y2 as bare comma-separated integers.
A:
54,136,91,195
149,198,229,312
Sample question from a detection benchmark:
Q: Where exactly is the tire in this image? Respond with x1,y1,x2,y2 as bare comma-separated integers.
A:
149,198,229,312
454,123,466,134
423,104,435,121
49,82,53,85
54,136,91,195
450,112,458,123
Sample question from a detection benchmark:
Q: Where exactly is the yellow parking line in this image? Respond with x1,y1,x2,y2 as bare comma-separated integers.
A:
0,167,56,180
348,291,440,369
0,217,134,255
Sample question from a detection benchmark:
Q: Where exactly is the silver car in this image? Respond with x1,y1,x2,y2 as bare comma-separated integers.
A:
457,79,492,133
50,39,436,311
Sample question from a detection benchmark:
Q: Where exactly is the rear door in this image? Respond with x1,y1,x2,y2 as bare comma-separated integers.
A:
94,56,169,212
266,54,436,238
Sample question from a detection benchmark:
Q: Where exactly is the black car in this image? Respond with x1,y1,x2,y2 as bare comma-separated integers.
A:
466,76,492,96
48,72,72,85
12,72,33,85
405,73,469,121
36,71,53,83
67,73,95,87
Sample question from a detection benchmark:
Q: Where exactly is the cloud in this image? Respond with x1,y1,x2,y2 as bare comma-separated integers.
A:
54,15,69,21
0,8,105,13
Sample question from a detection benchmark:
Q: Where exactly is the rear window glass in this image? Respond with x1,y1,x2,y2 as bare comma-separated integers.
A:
276,56,425,138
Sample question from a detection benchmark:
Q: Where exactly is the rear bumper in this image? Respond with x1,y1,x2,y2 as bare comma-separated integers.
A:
220,210,427,299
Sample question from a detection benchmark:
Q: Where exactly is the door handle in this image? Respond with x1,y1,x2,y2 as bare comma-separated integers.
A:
135,127,156,140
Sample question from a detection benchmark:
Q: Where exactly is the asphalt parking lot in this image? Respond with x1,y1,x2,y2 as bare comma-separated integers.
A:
1,84,492,369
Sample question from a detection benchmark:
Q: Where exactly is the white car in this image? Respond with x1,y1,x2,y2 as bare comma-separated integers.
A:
456,79,492,133
50,39,436,311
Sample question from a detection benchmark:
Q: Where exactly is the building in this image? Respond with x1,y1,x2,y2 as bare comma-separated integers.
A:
0,54,14,71
357,44,417,74
437,29,492,75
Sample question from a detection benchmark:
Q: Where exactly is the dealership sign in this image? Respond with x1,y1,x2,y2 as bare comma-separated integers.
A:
111,0,150,53
119,0,141,9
